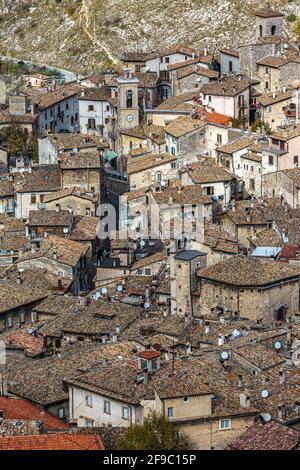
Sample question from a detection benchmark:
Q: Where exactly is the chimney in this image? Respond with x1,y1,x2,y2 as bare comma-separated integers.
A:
218,334,225,346
55,204,60,213
283,86,286,93
168,196,173,205
81,89,85,97
79,296,87,306
239,393,250,408
278,404,285,420
204,47,208,57
112,334,118,343
238,374,243,387
204,321,210,334
279,369,285,384
53,251,57,260
16,276,22,285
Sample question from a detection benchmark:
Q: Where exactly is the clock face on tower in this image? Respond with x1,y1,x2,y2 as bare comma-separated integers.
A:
127,114,134,122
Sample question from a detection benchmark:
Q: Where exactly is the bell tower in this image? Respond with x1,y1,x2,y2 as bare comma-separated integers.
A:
255,3,283,40
116,68,139,130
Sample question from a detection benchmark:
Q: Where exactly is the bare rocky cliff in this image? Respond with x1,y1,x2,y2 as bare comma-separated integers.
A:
0,0,298,72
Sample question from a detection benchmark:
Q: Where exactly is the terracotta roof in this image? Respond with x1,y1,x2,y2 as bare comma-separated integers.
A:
177,65,219,80
138,350,161,360
217,136,254,154
198,109,230,126
14,166,61,193
28,210,72,227
25,83,83,110
78,86,112,102
0,180,14,197
134,72,159,89
131,251,166,270
251,228,283,247
0,433,104,450
197,255,300,287
271,125,300,141
45,133,107,151
151,185,212,206
127,152,176,175
255,7,283,18
229,420,299,450
155,370,211,399
58,152,101,169
0,111,36,125
121,52,150,62
233,343,284,370
201,76,254,97
121,124,165,145
219,49,240,58
2,329,44,356
165,116,205,138
0,397,67,430
70,216,99,241
155,92,197,111
257,56,291,68
0,283,47,314
44,188,98,203
188,161,233,184
241,152,262,163
18,234,89,268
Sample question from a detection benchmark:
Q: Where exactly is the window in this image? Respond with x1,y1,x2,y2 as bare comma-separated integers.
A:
85,395,93,407
265,82,269,90
135,64,141,73
85,418,94,427
31,311,37,323
220,419,231,430
182,396,190,403
104,400,111,414
58,271,64,277
44,112,47,120
156,172,162,182
87,118,96,129
268,155,274,165
19,308,25,324
6,316,13,328
165,57,170,63
40,194,45,203
217,134,222,145
88,105,95,112
66,102,69,110
265,66,269,75
145,268,152,276
122,407,129,420
167,407,174,418
208,96,212,102
259,25,263,37
250,179,255,190
127,90,133,108
105,117,109,124
294,155,299,165
271,25,276,36
206,186,214,196
171,147,176,156
171,161,176,169
229,61,233,72
31,194,36,204
58,408,65,419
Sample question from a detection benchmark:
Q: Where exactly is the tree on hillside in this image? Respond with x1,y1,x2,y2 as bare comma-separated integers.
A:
115,411,190,450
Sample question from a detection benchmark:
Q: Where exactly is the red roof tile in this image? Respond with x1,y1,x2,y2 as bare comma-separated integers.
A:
0,433,104,450
138,350,161,360
0,397,68,430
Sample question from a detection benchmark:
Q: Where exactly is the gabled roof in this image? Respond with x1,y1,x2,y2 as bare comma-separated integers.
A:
228,420,299,450
58,152,101,169
197,255,300,287
217,136,254,154
0,433,104,450
0,397,68,430
28,210,72,227
127,152,176,175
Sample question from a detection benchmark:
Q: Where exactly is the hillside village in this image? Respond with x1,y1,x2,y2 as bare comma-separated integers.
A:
0,4,300,451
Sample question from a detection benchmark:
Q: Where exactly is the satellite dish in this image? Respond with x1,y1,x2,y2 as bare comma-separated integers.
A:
140,240,145,248
117,285,123,292
101,287,108,295
63,227,69,233
275,341,281,350
93,291,101,300
232,329,240,338
261,413,271,423
220,351,229,361
261,389,269,398
144,302,150,309
160,181,166,187
18,267,25,273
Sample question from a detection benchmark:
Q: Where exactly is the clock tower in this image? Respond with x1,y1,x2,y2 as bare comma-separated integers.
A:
116,68,140,131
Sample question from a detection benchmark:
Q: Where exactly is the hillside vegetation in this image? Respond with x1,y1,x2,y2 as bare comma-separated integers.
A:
0,0,298,72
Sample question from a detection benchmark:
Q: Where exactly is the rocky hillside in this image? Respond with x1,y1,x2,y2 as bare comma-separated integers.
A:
0,0,298,73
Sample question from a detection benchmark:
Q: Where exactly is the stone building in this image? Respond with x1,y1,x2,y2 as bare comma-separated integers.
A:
58,152,102,194
194,255,300,323
258,89,294,130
